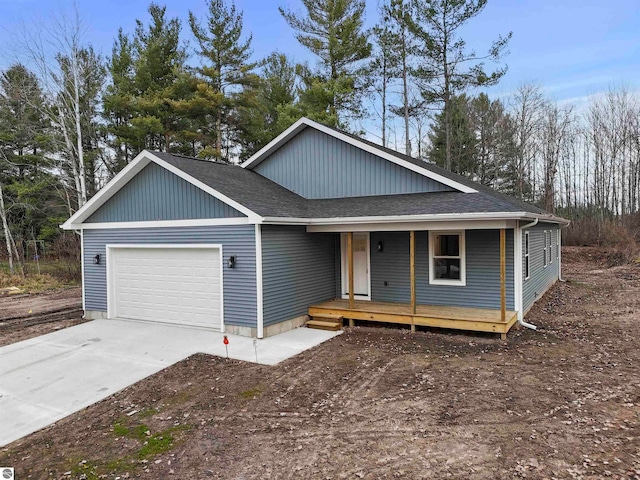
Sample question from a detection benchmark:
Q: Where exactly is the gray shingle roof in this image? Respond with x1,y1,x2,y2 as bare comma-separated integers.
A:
151,146,565,222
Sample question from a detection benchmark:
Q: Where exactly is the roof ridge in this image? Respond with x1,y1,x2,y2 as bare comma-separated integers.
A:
150,150,234,166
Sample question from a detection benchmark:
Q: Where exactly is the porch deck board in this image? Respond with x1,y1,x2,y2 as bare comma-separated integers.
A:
309,299,518,337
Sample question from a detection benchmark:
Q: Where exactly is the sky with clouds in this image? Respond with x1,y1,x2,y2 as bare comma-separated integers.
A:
0,0,638,107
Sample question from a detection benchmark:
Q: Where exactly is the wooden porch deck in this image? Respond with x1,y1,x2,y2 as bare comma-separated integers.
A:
309,299,519,339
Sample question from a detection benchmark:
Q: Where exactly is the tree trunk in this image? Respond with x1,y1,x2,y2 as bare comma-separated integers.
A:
216,113,223,160
0,181,21,276
72,57,87,207
381,56,387,148
401,26,411,157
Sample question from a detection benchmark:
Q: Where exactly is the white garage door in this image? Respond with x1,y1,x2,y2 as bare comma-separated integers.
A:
108,246,222,329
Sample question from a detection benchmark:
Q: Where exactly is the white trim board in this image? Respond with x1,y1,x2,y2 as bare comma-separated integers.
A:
61,150,262,230
428,230,466,287
80,229,86,312
255,224,264,339
267,211,569,228
514,222,523,321
70,217,251,230
105,243,225,332
307,219,516,233
240,117,478,194
340,232,371,301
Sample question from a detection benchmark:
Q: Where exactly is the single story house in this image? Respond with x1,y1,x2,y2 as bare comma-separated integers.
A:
62,118,569,339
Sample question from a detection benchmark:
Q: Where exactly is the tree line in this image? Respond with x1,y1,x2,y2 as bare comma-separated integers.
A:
0,0,637,273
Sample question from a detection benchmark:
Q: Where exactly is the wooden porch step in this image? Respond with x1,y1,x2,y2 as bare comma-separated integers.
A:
306,316,343,331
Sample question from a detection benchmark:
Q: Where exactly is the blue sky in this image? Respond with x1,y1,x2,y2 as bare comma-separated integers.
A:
0,0,638,105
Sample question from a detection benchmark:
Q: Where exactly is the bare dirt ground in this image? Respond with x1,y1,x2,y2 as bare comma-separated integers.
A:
0,287,84,347
1,248,639,479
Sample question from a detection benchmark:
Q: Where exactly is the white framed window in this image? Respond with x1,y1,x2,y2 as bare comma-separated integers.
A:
549,228,554,264
429,231,466,286
524,231,530,280
543,230,548,267
556,229,560,259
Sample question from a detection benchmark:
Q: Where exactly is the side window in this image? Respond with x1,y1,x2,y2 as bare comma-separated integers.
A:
543,230,548,267
549,229,553,263
524,231,530,280
556,229,560,259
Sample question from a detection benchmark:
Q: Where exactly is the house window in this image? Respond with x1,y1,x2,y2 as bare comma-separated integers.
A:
543,230,548,267
429,231,465,286
524,231,530,280
556,229,560,259
549,229,553,264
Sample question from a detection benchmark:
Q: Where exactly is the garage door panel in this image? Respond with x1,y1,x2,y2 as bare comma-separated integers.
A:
110,247,221,329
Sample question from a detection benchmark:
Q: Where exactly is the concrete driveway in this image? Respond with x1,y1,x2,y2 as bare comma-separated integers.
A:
0,318,339,447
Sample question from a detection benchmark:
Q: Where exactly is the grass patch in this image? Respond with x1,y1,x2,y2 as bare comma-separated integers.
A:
239,386,262,399
0,259,80,292
138,407,159,418
111,419,192,461
112,422,130,437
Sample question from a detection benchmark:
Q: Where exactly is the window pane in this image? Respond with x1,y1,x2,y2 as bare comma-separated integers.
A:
436,234,459,256
435,258,461,280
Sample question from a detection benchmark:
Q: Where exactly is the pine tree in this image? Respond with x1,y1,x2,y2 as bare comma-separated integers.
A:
0,65,50,174
234,52,296,159
103,29,136,173
406,0,511,171
428,94,476,175
381,0,417,155
369,15,400,148
467,93,516,188
130,3,188,153
279,0,371,126
188,0,256,161
0,64,62,264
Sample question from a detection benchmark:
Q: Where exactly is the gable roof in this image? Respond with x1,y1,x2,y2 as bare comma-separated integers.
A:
62,134,569,230
241,118,478,194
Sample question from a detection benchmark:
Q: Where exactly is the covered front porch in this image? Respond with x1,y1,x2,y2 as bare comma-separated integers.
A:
305,224,518,339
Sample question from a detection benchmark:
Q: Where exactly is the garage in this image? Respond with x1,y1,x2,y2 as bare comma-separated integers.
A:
106,245,223,330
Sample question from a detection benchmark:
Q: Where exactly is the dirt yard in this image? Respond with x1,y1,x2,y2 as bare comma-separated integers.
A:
1,248,639,479
0,287,84,347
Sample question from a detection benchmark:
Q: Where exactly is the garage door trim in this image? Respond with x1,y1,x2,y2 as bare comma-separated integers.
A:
105,243,224,331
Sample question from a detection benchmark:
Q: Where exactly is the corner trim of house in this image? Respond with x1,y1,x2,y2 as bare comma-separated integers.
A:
514,222,523,321
255,224,264,339
80,229,86,312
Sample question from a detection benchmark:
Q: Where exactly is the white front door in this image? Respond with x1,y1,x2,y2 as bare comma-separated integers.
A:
341,233,370,300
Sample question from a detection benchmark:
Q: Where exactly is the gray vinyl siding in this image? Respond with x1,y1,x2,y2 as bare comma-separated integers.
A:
522,223,560,312
367,230,515,310
261,225,337,326
254,127,454,199
83,225,257,328
87,162,244,223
